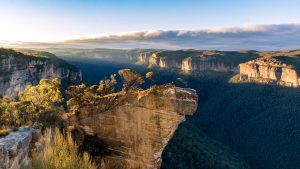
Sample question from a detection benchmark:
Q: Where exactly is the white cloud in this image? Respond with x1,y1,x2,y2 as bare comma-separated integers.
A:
3,23,300,50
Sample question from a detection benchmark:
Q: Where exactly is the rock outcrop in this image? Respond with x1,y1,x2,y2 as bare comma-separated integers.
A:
68,85,198,169
0,49,82,99
239,57,300,87
0,127,42,169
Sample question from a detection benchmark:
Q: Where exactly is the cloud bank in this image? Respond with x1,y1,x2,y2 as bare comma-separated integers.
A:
4,23,300,50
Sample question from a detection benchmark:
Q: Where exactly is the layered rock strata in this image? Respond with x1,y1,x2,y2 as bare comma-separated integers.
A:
68,85,198,169
239,58,300,87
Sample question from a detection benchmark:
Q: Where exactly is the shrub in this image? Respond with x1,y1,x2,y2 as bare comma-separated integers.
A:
30,128,96,169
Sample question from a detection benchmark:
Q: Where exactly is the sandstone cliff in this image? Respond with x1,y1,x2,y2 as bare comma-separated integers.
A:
238,52,300,87
0,49,82,99
68,85,198,169
136,50,255,73
181,56,233,73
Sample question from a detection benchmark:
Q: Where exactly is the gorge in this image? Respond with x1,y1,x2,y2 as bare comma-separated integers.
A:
0,48,300,169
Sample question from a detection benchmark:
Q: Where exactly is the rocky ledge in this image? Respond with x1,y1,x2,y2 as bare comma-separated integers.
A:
0,127,42,169
68,85,198,169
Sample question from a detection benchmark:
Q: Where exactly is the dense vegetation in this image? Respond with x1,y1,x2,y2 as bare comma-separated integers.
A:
161,122,250,169
60,56,300,169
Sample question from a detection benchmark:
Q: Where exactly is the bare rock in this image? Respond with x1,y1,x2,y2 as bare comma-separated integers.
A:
239,57,300,87
68,85,198,169
0,127,42,169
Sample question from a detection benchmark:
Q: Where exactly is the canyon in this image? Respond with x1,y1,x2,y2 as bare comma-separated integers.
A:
1,48,299,169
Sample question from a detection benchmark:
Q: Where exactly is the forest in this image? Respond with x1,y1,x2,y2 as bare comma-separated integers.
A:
62,58,300,169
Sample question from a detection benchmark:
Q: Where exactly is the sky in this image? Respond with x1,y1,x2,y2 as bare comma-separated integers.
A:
0,0,300,50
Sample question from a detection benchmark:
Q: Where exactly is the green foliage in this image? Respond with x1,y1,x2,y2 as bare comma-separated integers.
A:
19,78,63,106
97,74,117,96
67,69,148,115
118,69,145,91
30,128,97,169
0,79,65,127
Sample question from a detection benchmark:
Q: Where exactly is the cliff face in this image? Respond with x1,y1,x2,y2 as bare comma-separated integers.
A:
0,50,82,99
148,53,182,69
68,85,198,169
136,52,153,65
181,57,233,73
139,50,253,73
239,57,300,87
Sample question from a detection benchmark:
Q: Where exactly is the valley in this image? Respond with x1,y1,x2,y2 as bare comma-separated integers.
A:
50,48,300,169
0,48,299,169
1,1,299,169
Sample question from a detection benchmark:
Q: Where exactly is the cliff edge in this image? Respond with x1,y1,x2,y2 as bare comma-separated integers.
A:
68,85,198,169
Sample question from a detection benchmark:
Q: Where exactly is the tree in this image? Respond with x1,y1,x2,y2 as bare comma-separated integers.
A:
97,74,118,96
118,69,145,92
18,78,63,109
0,78,65,127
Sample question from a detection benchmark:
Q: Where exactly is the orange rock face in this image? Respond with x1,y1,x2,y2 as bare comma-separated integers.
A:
239,58,300,87
68,85,198,169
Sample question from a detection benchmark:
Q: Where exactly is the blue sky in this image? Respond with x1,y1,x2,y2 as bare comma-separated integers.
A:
0,0,299,42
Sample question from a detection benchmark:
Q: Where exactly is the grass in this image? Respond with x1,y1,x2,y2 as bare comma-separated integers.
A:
29,128,97,169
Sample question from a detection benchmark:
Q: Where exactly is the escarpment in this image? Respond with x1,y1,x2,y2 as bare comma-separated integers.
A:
50,48,258,74
134,50,258,73
0,49,82,99
181,56,233,73
239,54,300,87
68,85,198,169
